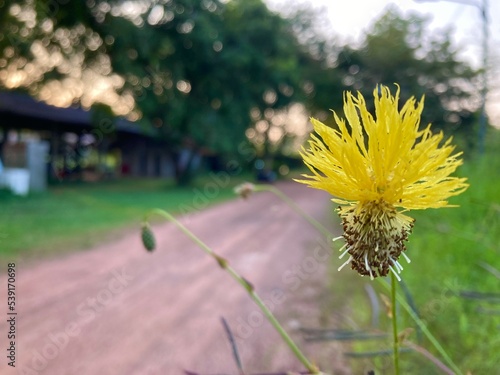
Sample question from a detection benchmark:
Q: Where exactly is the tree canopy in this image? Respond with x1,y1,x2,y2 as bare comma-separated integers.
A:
334,7,479,140
0,1,481,181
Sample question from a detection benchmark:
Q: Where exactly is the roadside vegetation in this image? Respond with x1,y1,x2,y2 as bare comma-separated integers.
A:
323,130,500,374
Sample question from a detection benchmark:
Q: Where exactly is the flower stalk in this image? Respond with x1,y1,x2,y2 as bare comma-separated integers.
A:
143,208,321,374
391,272,400,375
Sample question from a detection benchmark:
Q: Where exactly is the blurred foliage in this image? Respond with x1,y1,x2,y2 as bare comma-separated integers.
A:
334,6,480,145
0,0,106,90
281,4,344,117
0,1,482,181
104,0,306,170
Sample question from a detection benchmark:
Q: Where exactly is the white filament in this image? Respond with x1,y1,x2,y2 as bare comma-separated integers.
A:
338,256,353,271
338,244,349,259
402,252,411,264
390,257,403,273
389,265,401,281
364,253,374,280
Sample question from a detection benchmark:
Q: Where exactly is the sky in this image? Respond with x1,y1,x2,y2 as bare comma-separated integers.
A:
266,0,500,126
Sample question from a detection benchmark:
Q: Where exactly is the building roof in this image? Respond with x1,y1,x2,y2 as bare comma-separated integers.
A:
0,91,148,136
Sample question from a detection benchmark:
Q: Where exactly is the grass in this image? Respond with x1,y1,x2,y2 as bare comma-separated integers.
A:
399,149,500,374
323,131,500,374
0,172,250,261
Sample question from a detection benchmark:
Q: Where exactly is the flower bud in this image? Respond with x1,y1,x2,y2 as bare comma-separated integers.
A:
141,223,156,252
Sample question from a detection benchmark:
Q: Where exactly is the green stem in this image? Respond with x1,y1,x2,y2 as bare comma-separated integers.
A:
145,209,320,374
391,272,400,375
256,185,332,240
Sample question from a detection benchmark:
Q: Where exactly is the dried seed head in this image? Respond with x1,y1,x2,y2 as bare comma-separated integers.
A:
234,182,255,199
336,200,414,280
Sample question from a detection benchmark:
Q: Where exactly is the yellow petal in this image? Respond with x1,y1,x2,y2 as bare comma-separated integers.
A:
297,85,468,210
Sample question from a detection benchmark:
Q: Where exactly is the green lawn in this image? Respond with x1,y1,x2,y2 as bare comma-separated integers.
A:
0,173,249,260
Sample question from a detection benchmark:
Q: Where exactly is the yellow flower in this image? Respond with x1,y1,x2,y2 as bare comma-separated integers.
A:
297,85,468,280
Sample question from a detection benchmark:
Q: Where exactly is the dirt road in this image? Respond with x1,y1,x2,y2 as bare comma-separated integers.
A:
1,182,349,375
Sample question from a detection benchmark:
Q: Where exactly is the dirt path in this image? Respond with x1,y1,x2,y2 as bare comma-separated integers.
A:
1,182,350,375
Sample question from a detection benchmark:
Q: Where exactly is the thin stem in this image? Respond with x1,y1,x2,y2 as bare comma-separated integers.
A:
379,280,463,375
145,209,320,374
391,272,400,375
250,289,319,373
255,185,332,240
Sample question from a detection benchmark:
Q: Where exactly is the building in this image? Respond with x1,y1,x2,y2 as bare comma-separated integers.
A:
0,91,174,190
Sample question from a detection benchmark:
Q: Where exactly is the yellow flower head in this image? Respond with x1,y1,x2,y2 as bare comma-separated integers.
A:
298,85,468,280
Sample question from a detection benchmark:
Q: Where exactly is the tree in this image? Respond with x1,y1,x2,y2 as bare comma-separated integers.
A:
104,0,307,182
334,7,479,148
275,3,344,120
1,0,315,183
0,0,135,114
